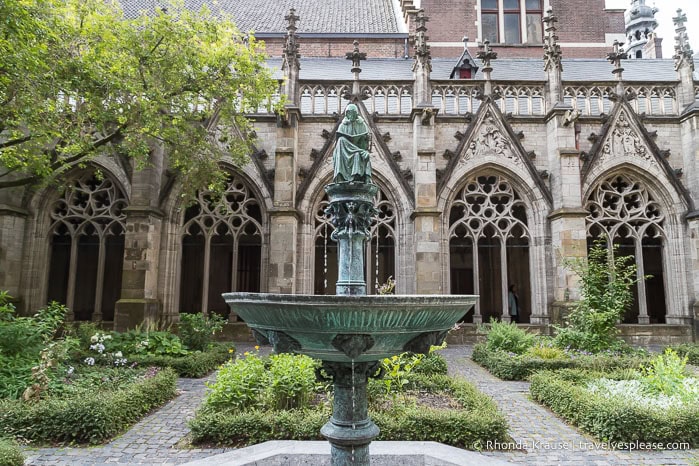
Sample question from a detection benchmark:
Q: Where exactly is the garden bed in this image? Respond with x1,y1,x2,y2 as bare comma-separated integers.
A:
0,367,177,445
471,343,650,381
126,343,232,378
530,357,699,447
0,438,24,466
189,351,508,449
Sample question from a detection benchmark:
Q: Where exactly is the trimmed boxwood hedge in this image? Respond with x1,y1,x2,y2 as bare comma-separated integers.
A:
0,368,177,445
189,372,508,449
471,343,650,380
0,438,24,466
530,369,699,447
127,343,231,378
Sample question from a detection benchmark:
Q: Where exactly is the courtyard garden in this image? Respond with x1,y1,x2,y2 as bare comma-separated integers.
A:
0,291,231,465
189,344,510,449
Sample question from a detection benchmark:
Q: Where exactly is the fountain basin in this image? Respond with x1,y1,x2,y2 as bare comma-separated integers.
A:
222,293,477,362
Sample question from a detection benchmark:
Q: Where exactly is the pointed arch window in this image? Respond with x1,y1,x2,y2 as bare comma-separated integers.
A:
314,189,396,294
449,174,530,323
585,174,666,323
180,174,263,318
47,173,127,322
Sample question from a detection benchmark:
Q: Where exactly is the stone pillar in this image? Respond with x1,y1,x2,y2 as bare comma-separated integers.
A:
267,110,299,296
545,109,587,325
412,107,441,294
114,149,164,331
0,203,28,302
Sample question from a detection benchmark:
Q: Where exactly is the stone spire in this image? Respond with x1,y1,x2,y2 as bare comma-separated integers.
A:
476,40,497,96
412,9,432,105
607,39,627,95
346,40,366,97
282,8,301,105
673,9,695,108
543,8,563,105
624,0,658,59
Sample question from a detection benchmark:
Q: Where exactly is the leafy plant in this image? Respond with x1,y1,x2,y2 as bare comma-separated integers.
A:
555,240,642,353
640,348,689,396
377,276,396,295
204,351,268,410
178,312,226,352
481,320,534,355
526,341,568,360
380,352,424,394
266,354,318,410
0,437,24,466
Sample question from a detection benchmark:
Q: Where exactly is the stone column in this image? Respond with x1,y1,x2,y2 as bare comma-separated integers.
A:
114,148,164,331
545,109,587,325
0,202,28,303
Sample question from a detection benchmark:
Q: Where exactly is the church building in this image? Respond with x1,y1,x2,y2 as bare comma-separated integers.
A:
1,0,697,344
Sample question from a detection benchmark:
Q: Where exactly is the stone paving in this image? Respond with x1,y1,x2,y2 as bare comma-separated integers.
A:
23,344,699,465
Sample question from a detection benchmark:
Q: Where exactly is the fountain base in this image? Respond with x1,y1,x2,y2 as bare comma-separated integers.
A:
181,441,514,466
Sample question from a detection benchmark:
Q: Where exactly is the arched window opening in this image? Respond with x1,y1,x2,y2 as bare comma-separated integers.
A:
47,173,127,322
585,174,667,323
180,174,263,320
449,174,531,323
314,188,396,295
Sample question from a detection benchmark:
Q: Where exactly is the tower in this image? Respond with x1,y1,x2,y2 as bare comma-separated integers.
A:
624,0,659,59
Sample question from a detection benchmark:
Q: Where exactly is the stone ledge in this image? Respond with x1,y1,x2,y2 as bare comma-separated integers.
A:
182,441,514,466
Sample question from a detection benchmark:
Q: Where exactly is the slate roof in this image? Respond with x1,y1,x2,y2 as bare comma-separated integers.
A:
267,57,691,82
119,0,403,34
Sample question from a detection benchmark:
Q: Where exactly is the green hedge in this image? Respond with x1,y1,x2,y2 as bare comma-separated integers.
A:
127,343,231,378
530,370,699,447
190,373,508,449
471,343,650,380
668,344,699,366
0,368,177,445
0,438,24,466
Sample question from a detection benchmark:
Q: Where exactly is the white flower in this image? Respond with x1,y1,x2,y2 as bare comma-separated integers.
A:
84,357,95,366
141,340,149,346
90,334,99,343
67,366,75,375
114,358,128,367
104,334,112,340
114,351,123,358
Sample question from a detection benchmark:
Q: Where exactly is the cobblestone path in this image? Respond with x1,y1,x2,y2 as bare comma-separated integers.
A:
23,344,698,465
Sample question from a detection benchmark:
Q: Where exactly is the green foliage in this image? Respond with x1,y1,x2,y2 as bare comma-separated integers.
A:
109,329,189,356
127,343,232,378
525,341,568,360
191,373,508,450
1,0,281,196
0,437,24,466
377,276,396,295
481,320,535,355
472,343,649,381
667,344,699,365
412,351,449,376
555,241,641,353
641,349,689,396
0,368,177,444
204,351,268,410
530,369,699,447
178,312,226,352
379,352,424,394
266,354,319,410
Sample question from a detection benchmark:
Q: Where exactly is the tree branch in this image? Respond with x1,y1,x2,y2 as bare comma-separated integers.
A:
0,134,32,150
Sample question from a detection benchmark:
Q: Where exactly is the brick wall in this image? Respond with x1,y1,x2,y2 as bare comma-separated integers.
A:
263,37,408,59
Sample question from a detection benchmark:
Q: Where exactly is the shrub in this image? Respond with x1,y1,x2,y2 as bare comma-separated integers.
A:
178,312,226,352
266,353,318,410
110,329,189,357
379,352,424,394
668,344,699,366
554,241,641,353
482,321,534,355
0,368,177,444
0,437,24,466
191,372,508,450
127,343,232,378
204,351,268,410
641,349,689,396
412,351,448,376
531,369,699,447
526,341,568,360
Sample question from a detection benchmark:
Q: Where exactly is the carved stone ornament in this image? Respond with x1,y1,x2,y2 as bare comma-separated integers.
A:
461,116,520,166
599,110,651,165
403,330,448,355
325,200,378,239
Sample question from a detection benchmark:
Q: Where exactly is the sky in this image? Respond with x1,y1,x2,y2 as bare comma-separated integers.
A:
606,0,699,58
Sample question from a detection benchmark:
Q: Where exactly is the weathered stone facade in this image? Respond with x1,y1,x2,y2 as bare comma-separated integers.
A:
1,2,698,343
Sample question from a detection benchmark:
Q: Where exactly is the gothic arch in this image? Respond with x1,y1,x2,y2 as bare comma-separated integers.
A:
158,162,270,320
440,164,550,324
583,166,690,324
21,167,129,319
297,168,414,295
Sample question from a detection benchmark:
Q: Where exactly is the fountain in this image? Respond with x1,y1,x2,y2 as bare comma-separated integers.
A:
221,98,478,466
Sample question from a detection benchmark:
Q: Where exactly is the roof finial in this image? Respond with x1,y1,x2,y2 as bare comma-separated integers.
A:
282,8,301,71
477,40,497,73
543,8,562,72
412,9,432,72
346,40,367,96
607,40,627,77
462,36,469,50
673,8,695,71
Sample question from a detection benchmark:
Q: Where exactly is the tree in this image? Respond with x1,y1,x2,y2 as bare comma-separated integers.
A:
0,0,280,196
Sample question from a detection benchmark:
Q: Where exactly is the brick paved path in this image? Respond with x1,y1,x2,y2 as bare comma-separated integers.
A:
23,344,698,465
